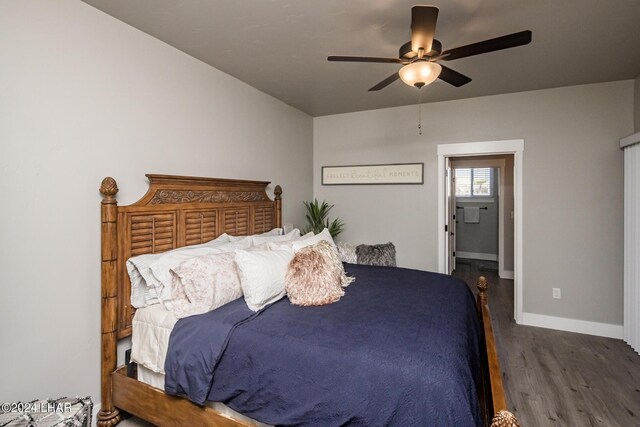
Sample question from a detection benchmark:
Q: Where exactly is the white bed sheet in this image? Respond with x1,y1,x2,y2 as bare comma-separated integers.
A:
131,304,270,427
131,304,178,374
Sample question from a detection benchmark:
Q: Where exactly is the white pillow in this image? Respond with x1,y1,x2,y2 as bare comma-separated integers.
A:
292,228,335,252
262,227,283,236
226,228,283,242
170,252,243,319
266,232,314,250
127,253,162,308
149,238,253,310
126,234,231,308
251,229,300,245
234,248,294,311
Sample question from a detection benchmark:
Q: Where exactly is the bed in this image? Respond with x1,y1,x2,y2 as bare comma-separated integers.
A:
97,174,519,427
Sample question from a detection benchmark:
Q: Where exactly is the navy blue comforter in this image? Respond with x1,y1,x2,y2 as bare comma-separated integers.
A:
165,264,481,426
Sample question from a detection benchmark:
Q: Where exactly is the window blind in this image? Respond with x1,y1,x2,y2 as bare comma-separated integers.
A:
455,168,492,197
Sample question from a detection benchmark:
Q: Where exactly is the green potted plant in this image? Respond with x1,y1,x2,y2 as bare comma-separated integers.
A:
301,199,345,238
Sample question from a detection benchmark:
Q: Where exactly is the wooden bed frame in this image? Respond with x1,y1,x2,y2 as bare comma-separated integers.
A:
97,174,519,427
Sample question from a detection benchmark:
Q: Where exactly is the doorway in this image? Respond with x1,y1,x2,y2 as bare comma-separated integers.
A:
450,160,510,278
437,140,524,323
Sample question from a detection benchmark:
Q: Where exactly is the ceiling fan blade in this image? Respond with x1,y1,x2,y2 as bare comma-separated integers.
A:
368,72,401,91
440,30,532,61
411,6,439,54
438,65,472,87
328,56,404,64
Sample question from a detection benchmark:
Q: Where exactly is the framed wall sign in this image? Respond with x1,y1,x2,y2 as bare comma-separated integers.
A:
322,163,424,185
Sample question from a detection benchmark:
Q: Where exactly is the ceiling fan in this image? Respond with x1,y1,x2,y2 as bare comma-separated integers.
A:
328,5,532,91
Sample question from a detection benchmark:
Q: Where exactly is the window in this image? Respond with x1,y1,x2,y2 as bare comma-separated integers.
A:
455,168,492,197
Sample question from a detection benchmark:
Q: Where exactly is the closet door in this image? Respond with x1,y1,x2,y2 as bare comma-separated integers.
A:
623,139,640,354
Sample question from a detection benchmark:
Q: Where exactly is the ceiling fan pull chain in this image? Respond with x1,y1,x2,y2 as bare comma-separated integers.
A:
418,89,423,136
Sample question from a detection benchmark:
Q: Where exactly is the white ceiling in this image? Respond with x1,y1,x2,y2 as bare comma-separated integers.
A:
82,0,640,117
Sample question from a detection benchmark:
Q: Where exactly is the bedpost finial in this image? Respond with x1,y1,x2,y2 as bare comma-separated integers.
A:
477,276,488,303
274,185,282,200
477,276,488,292
100,177,119,200
491,410,520,427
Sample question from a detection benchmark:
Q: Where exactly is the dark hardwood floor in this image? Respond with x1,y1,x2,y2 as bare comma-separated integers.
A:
453,258,640,427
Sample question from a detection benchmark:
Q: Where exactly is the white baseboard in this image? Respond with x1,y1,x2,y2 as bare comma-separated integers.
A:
499,270,514,279
521,312,623,339
457,251,498,261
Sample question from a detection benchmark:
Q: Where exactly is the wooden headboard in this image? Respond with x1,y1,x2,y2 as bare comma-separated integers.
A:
98,174,282,423
100,174,282,339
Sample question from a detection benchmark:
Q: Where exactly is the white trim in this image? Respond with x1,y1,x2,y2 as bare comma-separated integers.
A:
500,270,514,280
457,251,498,261
437,139,524,156
515,148,523,323
620,132,640,149
438,139,524,324
522,312,623,339
497,167,505,280
438,157,447,273
499,170,505,270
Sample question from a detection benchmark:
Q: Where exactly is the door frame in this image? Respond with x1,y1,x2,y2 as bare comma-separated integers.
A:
437,139,524,323
445,159,456,274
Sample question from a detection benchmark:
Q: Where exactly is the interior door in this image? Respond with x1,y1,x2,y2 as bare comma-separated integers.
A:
445,159,457,274
450,167,457,272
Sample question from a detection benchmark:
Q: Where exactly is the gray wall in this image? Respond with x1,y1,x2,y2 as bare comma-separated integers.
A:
314,80,633,326
0,1,313,404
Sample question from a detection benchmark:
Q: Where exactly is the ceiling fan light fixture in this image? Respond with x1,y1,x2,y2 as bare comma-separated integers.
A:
399,61,442,88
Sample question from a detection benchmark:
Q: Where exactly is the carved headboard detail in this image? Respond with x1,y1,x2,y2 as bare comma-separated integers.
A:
99,174,282,340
